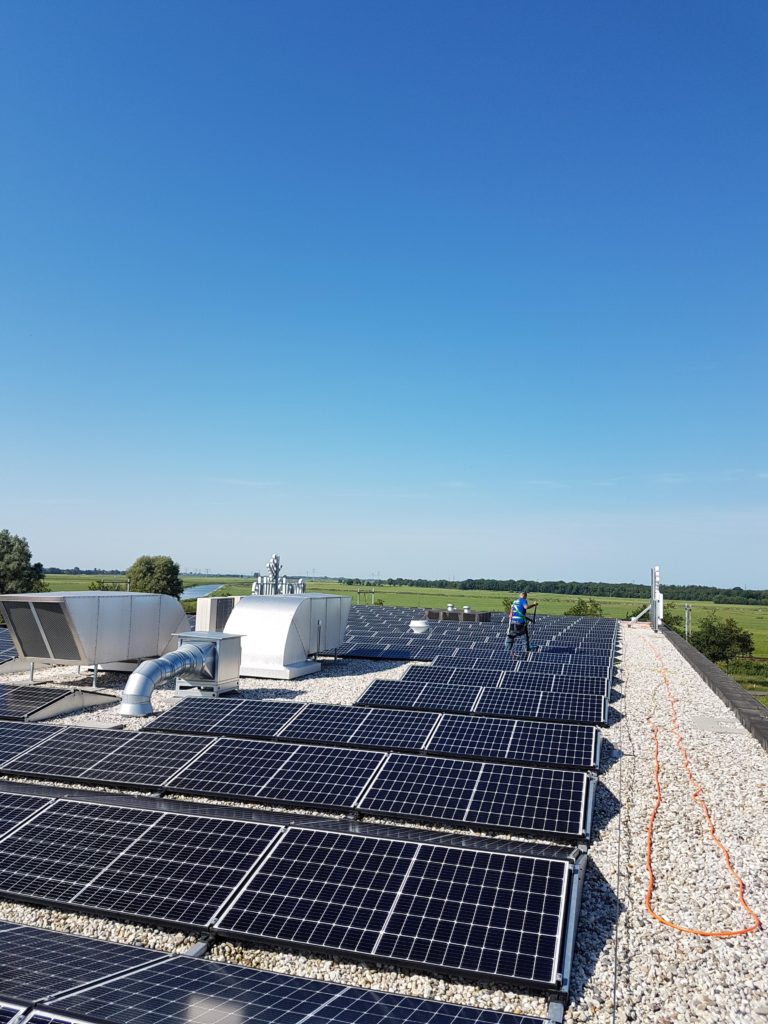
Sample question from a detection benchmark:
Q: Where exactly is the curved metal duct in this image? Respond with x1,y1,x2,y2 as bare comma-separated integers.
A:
120,640,216,717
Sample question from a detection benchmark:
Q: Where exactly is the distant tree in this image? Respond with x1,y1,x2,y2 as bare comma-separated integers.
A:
87,579,124,592
690,612,754,665
661,601,684,635
564,597,604,617
501,596,514,614
0,530,47,594
126,555,183,598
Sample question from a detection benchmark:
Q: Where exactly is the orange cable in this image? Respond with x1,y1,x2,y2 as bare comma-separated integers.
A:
643,639,761,937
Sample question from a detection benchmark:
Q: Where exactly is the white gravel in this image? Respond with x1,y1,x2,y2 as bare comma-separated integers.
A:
1,629,768,1021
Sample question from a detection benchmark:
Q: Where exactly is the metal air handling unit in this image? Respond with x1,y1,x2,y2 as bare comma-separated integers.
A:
119,594,349,715
225,593,351,679
0,591,189,671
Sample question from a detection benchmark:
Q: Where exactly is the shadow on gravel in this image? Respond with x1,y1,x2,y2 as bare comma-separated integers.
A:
599,738,622,767
606,706,624,726
589,780,621,839
568,857,623,1007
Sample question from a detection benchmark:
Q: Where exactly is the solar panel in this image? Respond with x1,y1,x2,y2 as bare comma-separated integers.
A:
2,727,130,780
162,737,301,799
79,811,280,926
425,715,518,761
0,628,16,665
357,754,590,839
403,665,505,687
165,738,384,810
256,745,386,809
0,791,52,837
30,944,545,1024
359,681,605,725
357,680,483,714
0,921,164,1003
217,827,572,987
477,690,606,726
0,684,72,722
0,722,63,766
347,707,438,750
80,731,214,788
278,704,374,742
0,798,282,927
0,1003,24,1023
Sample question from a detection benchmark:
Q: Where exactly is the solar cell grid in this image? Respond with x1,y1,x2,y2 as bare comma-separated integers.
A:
3,728,130,780
347,707,439,750
465,763,587,837
277,704,373,742
0,791,51,838
83,731,215,788
0,800,159,904
0,722,63,767
218,828,408,954
257,745,385,809
164,738,299,799
358,755,588,839
78,813,280,926
358,756,481,824
0,685,71,721
207,701,305,738
0,922,164,1003
426,716,517,762
372,844,568,985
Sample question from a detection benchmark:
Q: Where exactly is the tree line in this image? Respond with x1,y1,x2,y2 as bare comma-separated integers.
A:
347,577,768,605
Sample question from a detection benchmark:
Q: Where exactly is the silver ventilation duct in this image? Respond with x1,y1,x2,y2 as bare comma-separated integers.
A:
120,632,241,716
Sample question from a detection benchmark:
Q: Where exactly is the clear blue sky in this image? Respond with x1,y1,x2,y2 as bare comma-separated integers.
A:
1,1,766,585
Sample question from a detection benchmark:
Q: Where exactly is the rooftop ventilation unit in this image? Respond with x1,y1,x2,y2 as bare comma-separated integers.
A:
195,596,242,632
224,593,351,679
0,592,189,669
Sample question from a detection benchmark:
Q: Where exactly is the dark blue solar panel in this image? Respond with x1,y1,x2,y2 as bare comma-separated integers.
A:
146,698,302,738
216,827,571,986
357,754,588,838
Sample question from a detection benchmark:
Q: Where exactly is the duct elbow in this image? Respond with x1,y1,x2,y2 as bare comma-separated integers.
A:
119,642,214,717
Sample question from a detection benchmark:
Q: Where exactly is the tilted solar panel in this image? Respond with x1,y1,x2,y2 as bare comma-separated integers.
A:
145,697,303,738
0,722,63,767
0,922,165,1004
0,685,72,722
216,827,573,987
357,754,590,839
29,953,545,1024
0,798,282,928
0,792,52,838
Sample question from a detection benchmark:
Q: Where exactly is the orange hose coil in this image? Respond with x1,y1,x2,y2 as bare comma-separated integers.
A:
643,640,761,937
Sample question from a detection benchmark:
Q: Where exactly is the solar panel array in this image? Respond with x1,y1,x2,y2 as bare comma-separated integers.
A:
0,606,618,1009
0,793,583,989
147,697,601,770
0,922,545,1024
0,721,594,838
357,679,608,725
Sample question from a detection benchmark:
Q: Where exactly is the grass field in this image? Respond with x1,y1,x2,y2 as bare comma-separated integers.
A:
43,575,768,659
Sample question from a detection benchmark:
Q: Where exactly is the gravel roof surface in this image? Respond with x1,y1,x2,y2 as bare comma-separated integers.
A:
0,624,766,1021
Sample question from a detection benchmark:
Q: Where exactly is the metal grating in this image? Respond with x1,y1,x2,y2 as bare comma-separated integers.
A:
34,604,81,661
2,602,48,658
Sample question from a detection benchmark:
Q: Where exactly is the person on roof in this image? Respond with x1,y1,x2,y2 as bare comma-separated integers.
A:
505,591,538,652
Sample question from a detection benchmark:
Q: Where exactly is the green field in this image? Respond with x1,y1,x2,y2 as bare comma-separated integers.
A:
42,576,768,659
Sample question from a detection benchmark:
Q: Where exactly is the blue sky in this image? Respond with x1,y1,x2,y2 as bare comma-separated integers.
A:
1,1,766,585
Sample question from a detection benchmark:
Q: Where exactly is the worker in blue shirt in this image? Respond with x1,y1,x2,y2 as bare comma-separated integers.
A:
506,591,538,652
